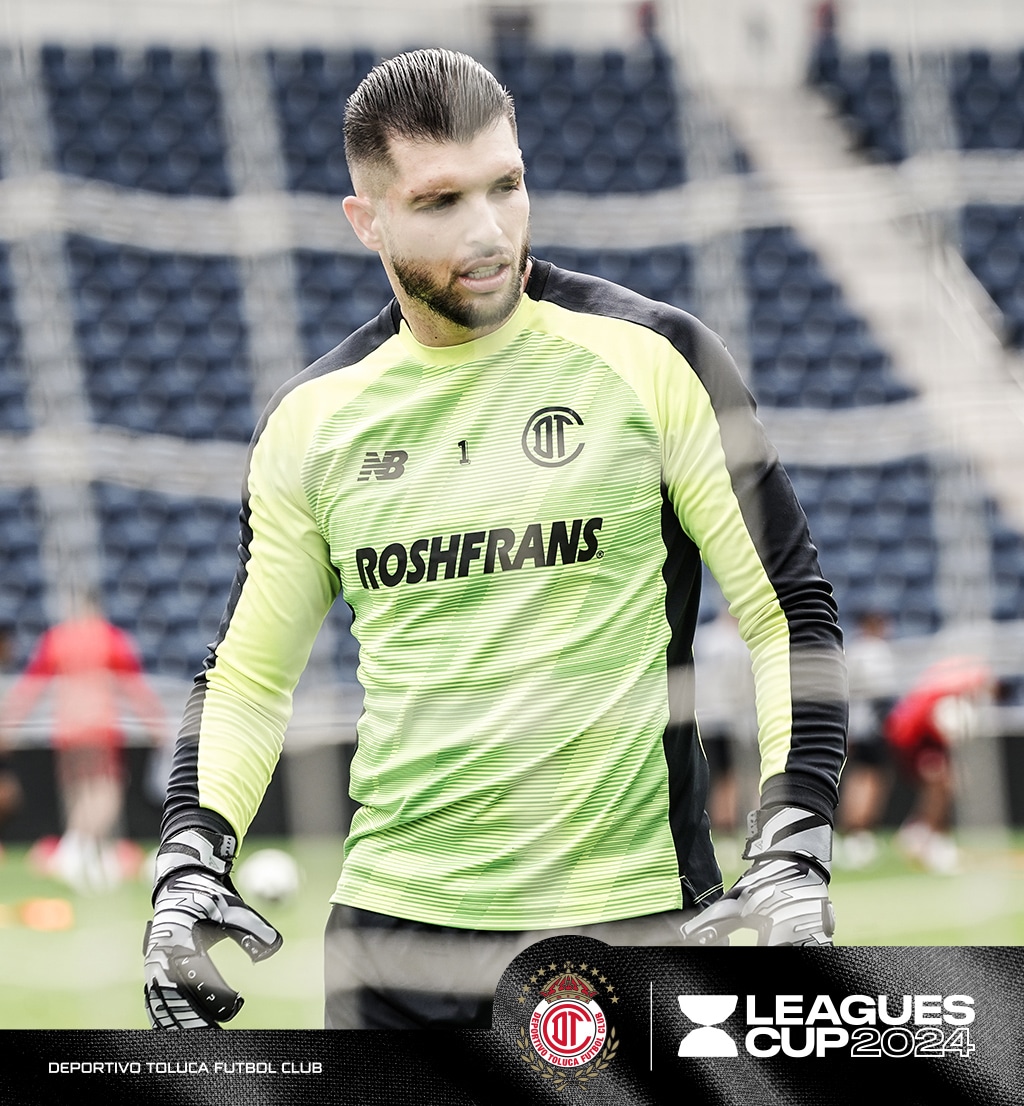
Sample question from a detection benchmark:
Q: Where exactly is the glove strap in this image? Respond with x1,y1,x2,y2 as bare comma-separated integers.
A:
743,806,832,880
154,825,237,889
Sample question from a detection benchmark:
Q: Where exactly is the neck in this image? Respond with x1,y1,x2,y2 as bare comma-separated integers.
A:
399,259,534,348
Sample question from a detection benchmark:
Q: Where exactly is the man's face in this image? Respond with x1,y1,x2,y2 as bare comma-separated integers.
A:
345,119,531,346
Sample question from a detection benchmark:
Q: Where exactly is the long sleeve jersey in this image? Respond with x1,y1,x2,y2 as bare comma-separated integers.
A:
163,259,847,930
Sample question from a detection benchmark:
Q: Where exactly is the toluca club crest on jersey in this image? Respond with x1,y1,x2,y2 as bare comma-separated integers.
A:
517,960,619,1090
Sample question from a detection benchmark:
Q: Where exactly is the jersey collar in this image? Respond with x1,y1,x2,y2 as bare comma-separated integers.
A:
394,285,539,367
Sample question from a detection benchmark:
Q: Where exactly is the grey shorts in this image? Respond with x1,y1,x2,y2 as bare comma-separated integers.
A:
324,904,694,1029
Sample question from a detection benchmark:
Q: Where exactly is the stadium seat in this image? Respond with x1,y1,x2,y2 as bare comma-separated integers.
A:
990,511,1024,620
495,43,687,192
540,245,694,313
94,483,242,678
743,227,915,408
294,251,394,362
950,50,1024,151
788,459,940,634
42,44,232,196
0,248,31,433
959,204,1024,349
66,236,255,441
811,42,1024,161
808,46,906,163
269,49,377,195
0,489,48,663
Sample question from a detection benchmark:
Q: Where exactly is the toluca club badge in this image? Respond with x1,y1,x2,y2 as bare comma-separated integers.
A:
517,959,619,1090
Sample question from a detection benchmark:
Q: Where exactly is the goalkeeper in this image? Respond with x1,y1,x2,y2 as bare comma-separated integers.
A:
144,48,846,1031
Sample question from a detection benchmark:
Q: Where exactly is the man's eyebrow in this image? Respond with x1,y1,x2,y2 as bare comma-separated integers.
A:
407,166,524,206
408,185,460,205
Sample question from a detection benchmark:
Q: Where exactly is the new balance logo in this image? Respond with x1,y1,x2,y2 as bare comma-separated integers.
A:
358,449,409,482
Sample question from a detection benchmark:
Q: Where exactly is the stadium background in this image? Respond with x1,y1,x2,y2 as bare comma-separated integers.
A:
1,0,1024,1027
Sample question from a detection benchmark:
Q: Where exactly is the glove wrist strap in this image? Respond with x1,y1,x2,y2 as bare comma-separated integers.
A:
743,806,832,877
154,826,237,888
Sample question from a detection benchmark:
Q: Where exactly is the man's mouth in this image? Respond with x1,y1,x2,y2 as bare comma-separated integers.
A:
457,261,510,291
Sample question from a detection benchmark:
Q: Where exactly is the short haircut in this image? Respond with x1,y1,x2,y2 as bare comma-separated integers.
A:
344,49,517,190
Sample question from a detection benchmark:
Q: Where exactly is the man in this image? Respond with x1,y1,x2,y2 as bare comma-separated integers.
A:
144,48,846,1031
1,592,168,891
837,611,896,868
692,606,756,846
885,655,992,875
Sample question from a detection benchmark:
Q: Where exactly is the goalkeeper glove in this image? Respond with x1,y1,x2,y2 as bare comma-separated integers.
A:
143,825,283,1029
680,806,835,947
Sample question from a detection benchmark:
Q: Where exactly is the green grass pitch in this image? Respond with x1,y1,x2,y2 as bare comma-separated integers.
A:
1,832,1022,1030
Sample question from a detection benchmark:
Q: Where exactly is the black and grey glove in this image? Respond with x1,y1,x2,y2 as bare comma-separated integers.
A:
143,826,283,1029
680,806,835,947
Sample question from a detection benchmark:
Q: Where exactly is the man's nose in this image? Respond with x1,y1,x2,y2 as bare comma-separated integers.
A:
462,195,505,247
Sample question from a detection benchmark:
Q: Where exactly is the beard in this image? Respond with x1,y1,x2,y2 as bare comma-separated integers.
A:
390,235,531,335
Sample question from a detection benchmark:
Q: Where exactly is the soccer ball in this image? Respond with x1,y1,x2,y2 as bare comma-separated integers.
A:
235,848,301,903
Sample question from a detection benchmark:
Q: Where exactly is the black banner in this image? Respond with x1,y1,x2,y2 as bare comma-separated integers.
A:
4,940,1023,1105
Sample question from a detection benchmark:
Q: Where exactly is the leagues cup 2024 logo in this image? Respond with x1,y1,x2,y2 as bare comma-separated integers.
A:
518,960,619,1090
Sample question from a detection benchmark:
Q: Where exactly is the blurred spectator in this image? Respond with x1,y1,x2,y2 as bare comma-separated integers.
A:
0,591,168,891
693,608,756,844
637,1,658,40
0,623,24,849
807,0,840,87
884,655,994,875
814,0,838,37
836,611,897,868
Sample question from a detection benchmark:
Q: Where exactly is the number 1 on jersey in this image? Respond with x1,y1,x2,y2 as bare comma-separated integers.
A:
458,439,471,465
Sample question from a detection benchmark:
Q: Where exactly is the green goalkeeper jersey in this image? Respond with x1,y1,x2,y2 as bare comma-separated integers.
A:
164,260,846,929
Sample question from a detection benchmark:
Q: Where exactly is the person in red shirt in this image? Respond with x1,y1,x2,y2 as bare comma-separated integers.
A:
0,592,168,891
884,655,993,874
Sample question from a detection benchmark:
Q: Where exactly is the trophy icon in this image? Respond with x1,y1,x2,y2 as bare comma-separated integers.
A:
677,994,739,1057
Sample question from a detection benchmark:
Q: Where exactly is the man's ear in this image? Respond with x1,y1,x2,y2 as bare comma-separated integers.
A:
343,194,383,252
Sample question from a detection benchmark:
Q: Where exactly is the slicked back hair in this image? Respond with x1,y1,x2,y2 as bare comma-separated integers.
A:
344,49,517,191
